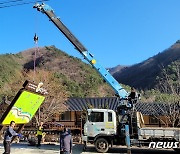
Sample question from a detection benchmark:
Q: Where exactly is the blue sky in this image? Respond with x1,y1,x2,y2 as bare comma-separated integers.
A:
0,0,180,67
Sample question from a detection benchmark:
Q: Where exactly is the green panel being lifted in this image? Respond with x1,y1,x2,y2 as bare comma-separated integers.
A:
2,90,45,124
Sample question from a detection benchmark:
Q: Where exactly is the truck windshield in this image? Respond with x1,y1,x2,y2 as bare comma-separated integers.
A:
88,112,104,122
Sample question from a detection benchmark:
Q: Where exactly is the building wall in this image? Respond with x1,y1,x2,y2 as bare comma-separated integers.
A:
142,115,173,127
59,112,173,128
56,111,81,128
24,111,176,131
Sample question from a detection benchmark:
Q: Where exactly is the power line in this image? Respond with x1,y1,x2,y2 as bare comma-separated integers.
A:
0,0,49,9
0,0,24,5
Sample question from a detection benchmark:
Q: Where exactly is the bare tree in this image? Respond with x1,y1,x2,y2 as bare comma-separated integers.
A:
154,60,180,127
150,102,180,127
0,63,69,128
157,60,180,95
26,69,69,126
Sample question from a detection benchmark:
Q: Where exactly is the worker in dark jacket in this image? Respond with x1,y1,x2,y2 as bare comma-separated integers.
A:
60,128,72,154
3,121,19,154
128,87,137,107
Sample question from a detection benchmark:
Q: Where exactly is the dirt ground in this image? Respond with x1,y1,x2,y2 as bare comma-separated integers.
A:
0,142,177,154
0,142,84,154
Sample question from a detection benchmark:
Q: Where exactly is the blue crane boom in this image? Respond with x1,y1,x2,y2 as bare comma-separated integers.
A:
33,3,128,100
33,3,133,153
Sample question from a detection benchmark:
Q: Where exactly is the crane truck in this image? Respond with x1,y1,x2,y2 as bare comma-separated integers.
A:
33,3,179,153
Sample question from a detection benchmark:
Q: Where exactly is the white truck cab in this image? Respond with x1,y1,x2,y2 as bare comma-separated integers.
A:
82,109,118,152
84,109,117,137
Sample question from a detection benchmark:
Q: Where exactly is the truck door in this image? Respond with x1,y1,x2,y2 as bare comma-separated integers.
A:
87,111,105,137
104,111,116,134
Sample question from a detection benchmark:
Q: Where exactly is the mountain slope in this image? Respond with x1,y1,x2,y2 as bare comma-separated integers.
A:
112,41,180,90
0,46,114,102
108,65,129,75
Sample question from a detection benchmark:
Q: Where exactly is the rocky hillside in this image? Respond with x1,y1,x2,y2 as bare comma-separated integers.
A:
111,41,180,90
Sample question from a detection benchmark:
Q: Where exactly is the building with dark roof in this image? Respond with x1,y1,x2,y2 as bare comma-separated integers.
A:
21,97,179,133
9,96,177,139
65,97,179,116
47,97,178,130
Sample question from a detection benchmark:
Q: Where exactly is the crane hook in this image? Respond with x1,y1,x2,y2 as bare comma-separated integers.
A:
34,33,39,43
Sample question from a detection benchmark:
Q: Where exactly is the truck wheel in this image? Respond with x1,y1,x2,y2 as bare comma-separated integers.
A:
95,138,109,153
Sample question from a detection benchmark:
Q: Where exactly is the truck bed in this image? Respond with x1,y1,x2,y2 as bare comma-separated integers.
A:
138,127,180,141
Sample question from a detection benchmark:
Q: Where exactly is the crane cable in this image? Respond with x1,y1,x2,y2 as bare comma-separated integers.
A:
33,33,39,82
34,3,42,123
33,0,40,82
33,32,41,124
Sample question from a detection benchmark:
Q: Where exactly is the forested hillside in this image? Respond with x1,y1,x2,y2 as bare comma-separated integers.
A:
0,43,179,106
0,46,114,103
111,41,180,91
